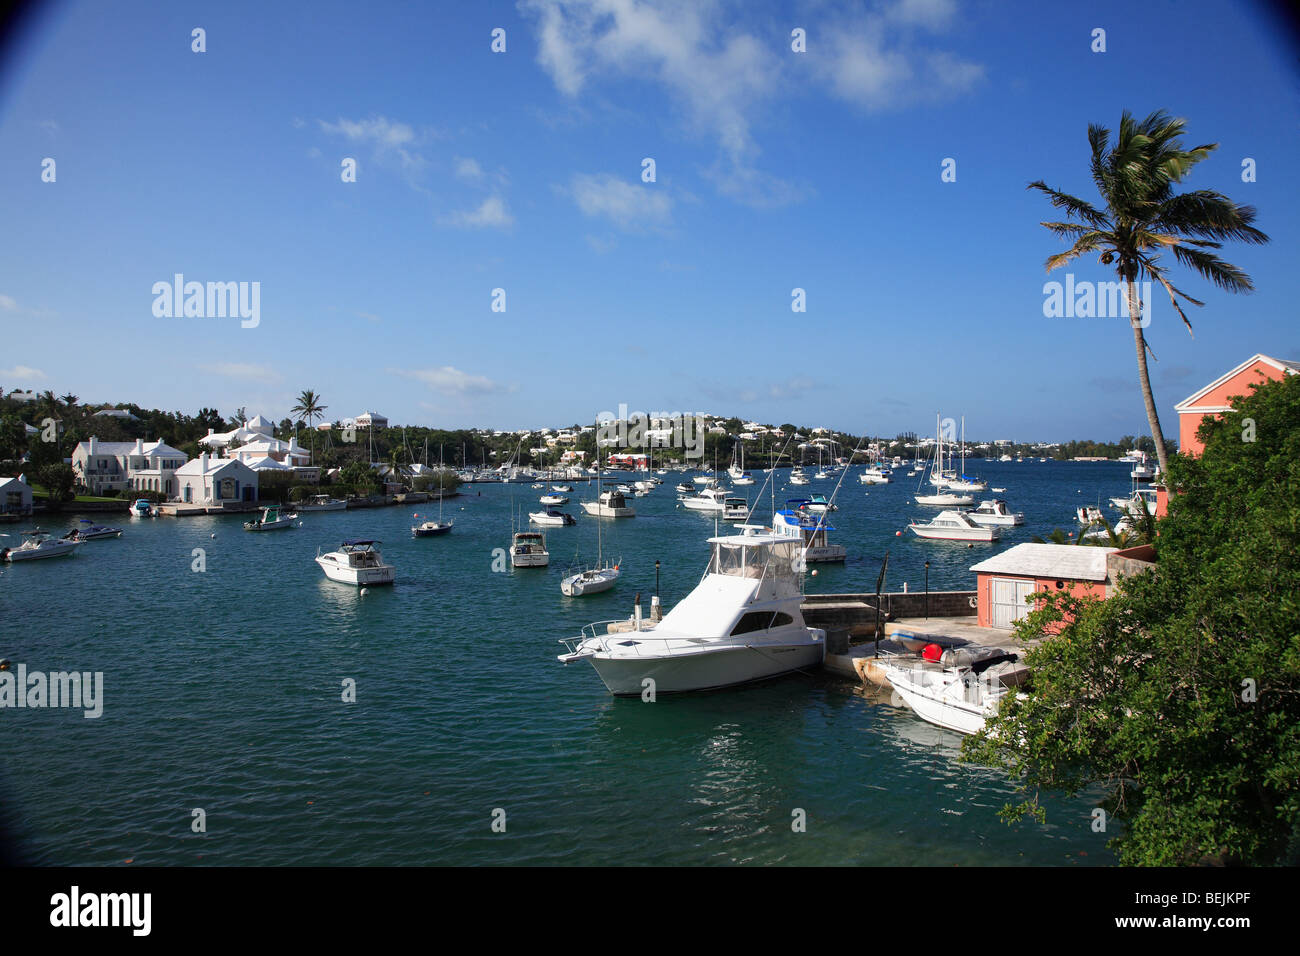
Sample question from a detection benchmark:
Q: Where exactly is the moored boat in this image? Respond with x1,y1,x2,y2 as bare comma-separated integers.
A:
909,509,1000,541
315,539,395,585
1,530,80,562
558,528,825,694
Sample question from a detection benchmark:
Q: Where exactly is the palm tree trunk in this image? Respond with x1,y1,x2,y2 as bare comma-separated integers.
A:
1127,278,1171,478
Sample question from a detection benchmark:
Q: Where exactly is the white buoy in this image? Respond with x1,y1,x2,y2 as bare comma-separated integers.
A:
210,533,216,538
360,587,368,596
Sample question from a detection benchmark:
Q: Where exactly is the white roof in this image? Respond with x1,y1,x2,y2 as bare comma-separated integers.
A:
245,456,291,470
245,414,275,430
175,456,254,477
969,543,1116,582
0,475,30,488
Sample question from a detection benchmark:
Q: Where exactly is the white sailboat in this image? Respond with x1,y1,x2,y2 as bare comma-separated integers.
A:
561,456,621,596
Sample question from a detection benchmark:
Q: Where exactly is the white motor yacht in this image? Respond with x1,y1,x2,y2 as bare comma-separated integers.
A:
909,510,1000,541
315,539,395,585
723,497,750,521
681,486,728,513
558,529,826,695
965,499,1025,526
859,465,892,484
540,493,569,506
581,489,635,517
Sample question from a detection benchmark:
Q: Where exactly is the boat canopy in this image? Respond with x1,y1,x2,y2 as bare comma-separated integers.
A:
342,538,379,547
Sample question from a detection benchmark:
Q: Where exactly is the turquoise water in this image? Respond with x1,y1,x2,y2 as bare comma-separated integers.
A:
0,461,1132,865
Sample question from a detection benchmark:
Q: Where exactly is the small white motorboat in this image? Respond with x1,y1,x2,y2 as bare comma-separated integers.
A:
244,505,299,532
65,519,123,541
315,539,395,585
800,494,837,514
510,531,550,567
1110,488,1158,516
552,484,573,493
965,499,1025,526
681,487,728,514
1,530,80,562
540,493,569,506
885,647,1021,735
1076,505,1104,525
909,510,1000,541
296,495,347,512
914,491,975,507
245,505,299,531
859,466,892,484
530,509,576,526
129,499,156,518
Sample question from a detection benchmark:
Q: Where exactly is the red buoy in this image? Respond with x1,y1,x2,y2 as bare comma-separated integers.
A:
922,643,943,662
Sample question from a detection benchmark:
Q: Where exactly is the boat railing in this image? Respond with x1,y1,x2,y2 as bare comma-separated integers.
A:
557,620,700,660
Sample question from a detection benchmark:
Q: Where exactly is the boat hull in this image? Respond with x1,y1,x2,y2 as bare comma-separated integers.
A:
588,640,825,696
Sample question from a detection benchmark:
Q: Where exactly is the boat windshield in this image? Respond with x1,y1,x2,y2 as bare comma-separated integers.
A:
711,538,800,590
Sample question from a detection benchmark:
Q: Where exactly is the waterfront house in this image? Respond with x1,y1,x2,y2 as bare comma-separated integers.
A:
0,474,33,518
174,454,258,505
355,411,387,429
228,436,311,468
1173,353,1299,457
71,437,189,496
969,543,1155,630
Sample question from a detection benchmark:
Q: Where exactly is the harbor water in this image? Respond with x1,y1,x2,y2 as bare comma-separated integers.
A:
0,460,1135,865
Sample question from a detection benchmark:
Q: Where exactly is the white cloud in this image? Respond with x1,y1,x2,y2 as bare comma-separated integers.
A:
438,196,515,229
200,362,281,383
0,365,44,381
455,157,484,180
568,173,672,230
356,311,381,323
395,366,501,394
0,294,17,311
520,0,983,204
318,115,425,169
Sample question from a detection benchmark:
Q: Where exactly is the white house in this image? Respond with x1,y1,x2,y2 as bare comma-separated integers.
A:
93,408,137,421
355,411,388,429
71,437,189,496
229,436,311,468
174,454,259,505
0,474,33,517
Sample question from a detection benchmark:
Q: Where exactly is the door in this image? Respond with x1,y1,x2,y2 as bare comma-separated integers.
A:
990,577,1035,629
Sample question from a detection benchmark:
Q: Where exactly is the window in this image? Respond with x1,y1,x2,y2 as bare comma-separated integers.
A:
731,612,774,636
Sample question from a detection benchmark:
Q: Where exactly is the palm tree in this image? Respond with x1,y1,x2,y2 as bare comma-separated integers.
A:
60,393,78,408
291,389,327,429
291,390,327,460
1030,110,1269,477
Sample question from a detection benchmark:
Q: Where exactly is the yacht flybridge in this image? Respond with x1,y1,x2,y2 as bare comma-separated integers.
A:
965,499,1025,526
558,529,826,695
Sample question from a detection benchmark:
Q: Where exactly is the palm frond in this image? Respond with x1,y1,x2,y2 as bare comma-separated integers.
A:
1027,181,1109,228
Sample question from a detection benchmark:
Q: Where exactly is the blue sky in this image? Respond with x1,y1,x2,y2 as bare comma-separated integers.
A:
1,0,1296,442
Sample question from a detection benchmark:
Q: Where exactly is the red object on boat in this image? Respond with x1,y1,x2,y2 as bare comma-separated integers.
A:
922,643,943,662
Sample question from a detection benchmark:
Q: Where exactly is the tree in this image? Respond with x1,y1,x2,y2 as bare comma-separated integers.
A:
291,390,327,458
37,462,75,508
1030,110,1269,478
964,372,1300,865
